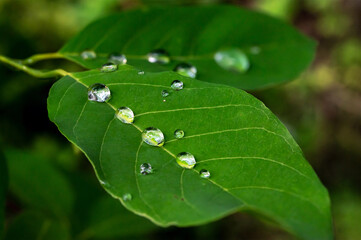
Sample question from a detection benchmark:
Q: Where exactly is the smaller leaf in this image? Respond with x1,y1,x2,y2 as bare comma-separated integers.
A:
5,149,74,218
59,6,316,90
5,210,70,240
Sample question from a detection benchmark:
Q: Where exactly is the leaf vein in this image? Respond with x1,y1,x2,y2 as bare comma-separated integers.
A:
228,185,321,213
198,156,309,180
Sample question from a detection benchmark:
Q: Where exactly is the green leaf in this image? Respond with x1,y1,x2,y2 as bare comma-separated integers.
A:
47,65,332,240
0,150,7,239
79,196,158,239
5,210,70,240
59,6,315,90
5,150,74,218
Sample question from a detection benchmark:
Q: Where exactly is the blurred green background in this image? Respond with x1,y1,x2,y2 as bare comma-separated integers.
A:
0,0,360,239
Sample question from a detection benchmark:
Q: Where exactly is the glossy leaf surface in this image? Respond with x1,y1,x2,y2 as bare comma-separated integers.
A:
47,65,331,240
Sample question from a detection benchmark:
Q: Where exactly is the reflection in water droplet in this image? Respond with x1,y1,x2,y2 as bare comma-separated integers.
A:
109,53,127,64
142,127,165,147
88,83,111,103
250,46,261,55
138,71,145,75
214,48,250,73
174,129,184,139
174,63,197,78
147,49,170,64
116,107,134,124
101,62,118,73
171,80,184,90
81,50,96,60
161,90,169,97
176,152,196,169
140,163,153,175
200,169,210,178
122,193,132,201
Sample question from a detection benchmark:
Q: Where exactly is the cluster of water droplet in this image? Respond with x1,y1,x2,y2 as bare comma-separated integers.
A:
146,49,198,78
83,48,226,202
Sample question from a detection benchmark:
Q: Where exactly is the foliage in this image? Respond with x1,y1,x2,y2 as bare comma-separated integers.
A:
2,1,359,239
59,6,315,90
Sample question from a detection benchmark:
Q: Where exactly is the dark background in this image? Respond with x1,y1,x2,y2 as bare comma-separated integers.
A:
0,0,360,239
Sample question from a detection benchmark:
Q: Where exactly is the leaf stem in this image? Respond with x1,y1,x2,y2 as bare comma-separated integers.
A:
21,52,64,65
0,55,68,78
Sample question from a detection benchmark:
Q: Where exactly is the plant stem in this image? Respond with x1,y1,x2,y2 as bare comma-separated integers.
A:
21,52,64,65
0,55,68,78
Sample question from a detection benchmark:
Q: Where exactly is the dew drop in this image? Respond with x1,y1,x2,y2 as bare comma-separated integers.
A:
142,127,165,147
147,49,170,64
81,50,96,60
140,163,153,175
200,169,211,178
161,90,169,97
122,193,132,201
116,107,134,124
250,46,261,55
174,129,184,139
174,63,197,78
101,62,118,73
171,80,184,90
88,83,111,103
214,48,250,73
176,152,196,169
109,53,127,64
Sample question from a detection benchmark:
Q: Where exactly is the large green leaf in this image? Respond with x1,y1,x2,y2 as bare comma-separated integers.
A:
5,150,74,218
47,65,332,240
0,151,7,239
59,6,315,90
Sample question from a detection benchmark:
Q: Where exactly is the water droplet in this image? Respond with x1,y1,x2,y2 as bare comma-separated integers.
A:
171,80,184,91
174,63,197,78
88,83,111,103
161,90,169,97
200,169,210,178
176,152,196,169
109,53,127,64
116,107,134,124
174,129,184,139
250,46,261,55
138,71,145,75
140,163,153,175
147,49,170,64
101,62,118,73
122,193,132,201
214,48,250,73
81,50,96,60
142,127,165,147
